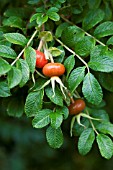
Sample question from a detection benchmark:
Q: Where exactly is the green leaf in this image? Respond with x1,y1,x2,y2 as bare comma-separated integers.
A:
4,7,33,19
82,9,104,31
24,47,36,73
7,97,24,117
28,0,40,5
0,45,17,59
4,33,27,46
94,21,113,38
36,13,48,26
47,7,59,13
46,7,59,21
39,31,53,42
55,22,70,38
36,7,45,13
89,109,110,123
50,112,63,129
30,13,46,23
47,12,60,21
30,13,39,23
98,72,113,92
68,67,85,93
107,36,113,45
25,90,44,117
96,122,113,137
74,36,95,57
31,78,47,91
0,80,11,97
17,59,30,87
88,0,101,9
32,109,51,128
54,46,65,63
73,118,90,136
49,47,62,56
45,86,63,106
8,67,22,89
102,2,112,21
82,73,103,105
78,128,95,155
46,126,63,148
96,134,113,159
3,16,24,29
58,0,66,3
0,58,11,75
0,39,11,46
88,46,113,72
64,55,75,78
56,106,69,119
61,26,84,49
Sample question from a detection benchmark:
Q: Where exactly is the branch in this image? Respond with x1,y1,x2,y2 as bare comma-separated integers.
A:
55,37,90,73
61,15,106,47
11,29,38,66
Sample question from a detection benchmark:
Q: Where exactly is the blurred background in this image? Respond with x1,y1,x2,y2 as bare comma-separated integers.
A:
0,0,113,170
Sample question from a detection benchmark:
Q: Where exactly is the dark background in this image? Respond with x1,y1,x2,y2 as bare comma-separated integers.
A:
0,0,113,169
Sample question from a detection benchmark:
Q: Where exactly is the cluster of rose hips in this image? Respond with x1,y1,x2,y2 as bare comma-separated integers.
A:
35,50,86,115
24,49,86,116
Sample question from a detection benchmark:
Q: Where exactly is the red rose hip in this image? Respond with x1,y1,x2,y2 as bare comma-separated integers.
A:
42,63,65,77
68,99,86,115
36,50,48,68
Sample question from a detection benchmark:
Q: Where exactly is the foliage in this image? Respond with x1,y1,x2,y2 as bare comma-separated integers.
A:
1,0,113,160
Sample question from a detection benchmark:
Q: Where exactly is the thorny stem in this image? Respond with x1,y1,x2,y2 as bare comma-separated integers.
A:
85,109,99,135
11,29,38,66
61,15,106,47
55,37,90,73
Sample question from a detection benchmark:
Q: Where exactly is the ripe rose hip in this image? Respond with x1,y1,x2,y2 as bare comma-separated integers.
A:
42,63,65,77
68,99,86,115
35,50,48,68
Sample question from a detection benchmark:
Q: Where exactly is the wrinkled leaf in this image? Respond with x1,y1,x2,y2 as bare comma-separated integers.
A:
0,58,11,75
83,9,104,31
50,112,63,129
24,46,36,73
46,126,63,148
0,80,11,97
94,21,113,38
68,67,85,93
96,134,113,159
32,109,51,128
25,90,44,117
7,97,24,117
0,45,17,59
4,33,27,46
78,128,95,155
96,122,113,137
89,46,113,72
17,59,30,87
74,36,95,57
64,55,75,78
45,86,63,106
8,67,22,89
82,73,103,105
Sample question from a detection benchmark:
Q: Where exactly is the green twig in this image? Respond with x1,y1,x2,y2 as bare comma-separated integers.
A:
60,15,106,47
85,109,99,135
55,37,90,73
11,29,38,66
